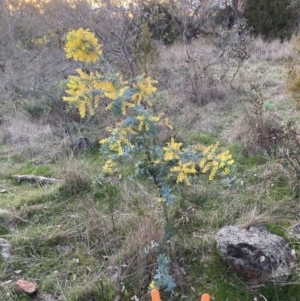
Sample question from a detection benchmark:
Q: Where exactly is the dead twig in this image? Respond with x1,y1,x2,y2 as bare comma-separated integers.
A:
13,175,62,185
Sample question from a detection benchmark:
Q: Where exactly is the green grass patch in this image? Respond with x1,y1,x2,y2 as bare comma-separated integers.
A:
16,163,52,176
189,132,215,145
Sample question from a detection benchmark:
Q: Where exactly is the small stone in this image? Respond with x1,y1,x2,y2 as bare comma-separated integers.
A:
56,244,72,253
289,223,300,239
73,136,91,150
0,239,11,260
86,266,92,273
15,280,37,295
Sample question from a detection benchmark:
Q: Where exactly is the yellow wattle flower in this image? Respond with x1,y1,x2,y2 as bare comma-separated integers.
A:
149,280,157,290
163,138,182,161
171,161,197,186
103,159,117,174
64,28,102,63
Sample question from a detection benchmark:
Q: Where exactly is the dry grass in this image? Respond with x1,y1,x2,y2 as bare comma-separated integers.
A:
60,158,92,196
231,109,284,155
158,39,216,69
0,114,63,162
111,215,164,294
249,36,293,63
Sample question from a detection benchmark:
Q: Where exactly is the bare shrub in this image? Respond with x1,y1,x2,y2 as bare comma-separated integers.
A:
157,39,230,108
274,122,300,193
233,84,285,156
196,82,228,105
157,22,252,106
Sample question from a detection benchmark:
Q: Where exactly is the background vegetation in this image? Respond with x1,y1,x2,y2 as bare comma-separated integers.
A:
1,0,300,300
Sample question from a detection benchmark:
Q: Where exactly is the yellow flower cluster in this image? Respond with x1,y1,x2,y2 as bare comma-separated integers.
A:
102,159,117,174
132,76,157,106
32,31,61,49
135,113,172,132
63,29,160,120
216,150,234,175
149,280,158,290
154,113,173,130
165,141,234,184
105,86,135,115
97,81,118,99
163,138,183,161
63,69,99,117
64,28,102,63
100,123,137,156
137,115,147,131
63,69,125,118
171,161,197,185
161,116,173,130
197,143,234,180
109,140,124,155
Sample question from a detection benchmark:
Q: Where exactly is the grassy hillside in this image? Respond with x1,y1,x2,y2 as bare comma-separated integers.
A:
1,35,300,301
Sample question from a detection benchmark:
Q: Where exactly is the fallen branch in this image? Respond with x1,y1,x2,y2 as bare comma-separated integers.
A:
13,175,62,185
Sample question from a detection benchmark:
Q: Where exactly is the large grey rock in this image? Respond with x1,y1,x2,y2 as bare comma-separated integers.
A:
215,225,296,281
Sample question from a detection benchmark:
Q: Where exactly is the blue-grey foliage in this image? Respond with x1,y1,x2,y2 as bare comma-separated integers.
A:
153,253,176,292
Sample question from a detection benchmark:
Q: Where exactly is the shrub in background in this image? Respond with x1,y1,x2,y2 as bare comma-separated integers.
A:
283,40,300,191
133,23,159,75
244,0,296,41
287,36,300,109
242,83,284,156
141,1,179,45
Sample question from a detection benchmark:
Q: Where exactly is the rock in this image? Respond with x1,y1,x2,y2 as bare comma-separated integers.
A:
73,137,91,151
215,225,296,281
289,223,300,240
56,244,72,253
15,280,38,295
0,238,11,260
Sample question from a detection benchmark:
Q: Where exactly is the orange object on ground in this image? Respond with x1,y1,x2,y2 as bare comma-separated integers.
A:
201,293,211,301
151,289,161,301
